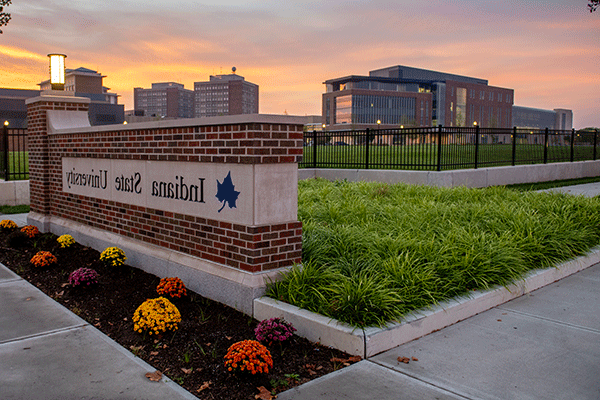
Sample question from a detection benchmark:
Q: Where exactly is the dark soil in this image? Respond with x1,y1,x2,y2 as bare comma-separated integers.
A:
0,228,358,399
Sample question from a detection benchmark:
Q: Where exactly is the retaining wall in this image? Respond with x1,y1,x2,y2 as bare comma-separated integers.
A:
299,161,600,187
0,180,30,206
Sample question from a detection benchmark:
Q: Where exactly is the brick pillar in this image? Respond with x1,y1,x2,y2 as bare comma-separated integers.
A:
26,93,90,221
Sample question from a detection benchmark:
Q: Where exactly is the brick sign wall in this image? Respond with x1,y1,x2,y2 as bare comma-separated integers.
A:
27,94,303,275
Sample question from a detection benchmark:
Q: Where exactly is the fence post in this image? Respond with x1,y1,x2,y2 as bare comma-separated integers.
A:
312,129,317,168
543,127,549,164
511,126,517,166
570,128,575,162
436,125,442,171
474,125,480,169
365,128,370,169
594,129,598,161
2,122,8,181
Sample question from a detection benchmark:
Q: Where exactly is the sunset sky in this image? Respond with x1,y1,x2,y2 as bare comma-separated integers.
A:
1,0,598,128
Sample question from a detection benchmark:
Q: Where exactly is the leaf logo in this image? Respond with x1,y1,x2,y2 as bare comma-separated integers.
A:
215,171,240,213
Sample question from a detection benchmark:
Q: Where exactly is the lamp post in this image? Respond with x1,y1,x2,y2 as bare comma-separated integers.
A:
376,119,381,145
47,53,66,90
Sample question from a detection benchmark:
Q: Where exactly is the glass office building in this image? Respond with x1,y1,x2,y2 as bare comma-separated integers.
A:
323,65,514,129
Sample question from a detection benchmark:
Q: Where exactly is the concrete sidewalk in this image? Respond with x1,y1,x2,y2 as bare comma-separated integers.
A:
278,263,600,400
0,212,28,227
539,181,600,197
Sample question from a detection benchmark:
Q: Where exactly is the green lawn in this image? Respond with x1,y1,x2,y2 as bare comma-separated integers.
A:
0,151,29,179
0,205,30,214
301,144,596,170
267,179,600,327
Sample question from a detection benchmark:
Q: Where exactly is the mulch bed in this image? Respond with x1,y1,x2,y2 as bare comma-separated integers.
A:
0,227,358,399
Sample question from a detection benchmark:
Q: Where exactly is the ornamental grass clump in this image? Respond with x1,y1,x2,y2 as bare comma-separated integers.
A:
30,251,57,268
20,225,40,238
267,179,600,328
0,219,17,231
132,297,181,335
224,340,273,375
156,277,187,299
68,268,99,287
100,247,127,267
255,317,296,345
57,234,76,248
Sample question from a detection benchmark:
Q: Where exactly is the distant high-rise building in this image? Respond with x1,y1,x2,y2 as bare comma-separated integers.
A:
133,82,195,119
194,69,258,117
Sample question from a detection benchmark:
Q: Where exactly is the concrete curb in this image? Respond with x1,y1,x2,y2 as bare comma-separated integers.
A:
254,247,600,358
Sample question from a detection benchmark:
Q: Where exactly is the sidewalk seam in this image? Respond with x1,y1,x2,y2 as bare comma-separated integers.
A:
496,307,600,335
0,323,89,345
0,277,23,285
366,359,474,400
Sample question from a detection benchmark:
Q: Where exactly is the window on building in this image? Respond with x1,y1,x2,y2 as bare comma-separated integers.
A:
455,88,467,126
335,95,352,124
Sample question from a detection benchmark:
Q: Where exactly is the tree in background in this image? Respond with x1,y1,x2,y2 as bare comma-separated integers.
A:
0,0,10,33
590,0,599,12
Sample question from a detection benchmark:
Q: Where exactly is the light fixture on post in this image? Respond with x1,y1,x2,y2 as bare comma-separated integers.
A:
47,53,67,91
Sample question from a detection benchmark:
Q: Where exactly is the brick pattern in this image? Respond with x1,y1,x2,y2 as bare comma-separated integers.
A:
27,100,90,215
28,105,303,273
51,124,304,165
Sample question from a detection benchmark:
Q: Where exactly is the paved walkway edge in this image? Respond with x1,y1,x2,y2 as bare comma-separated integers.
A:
254,247,600,358
1,262,198,400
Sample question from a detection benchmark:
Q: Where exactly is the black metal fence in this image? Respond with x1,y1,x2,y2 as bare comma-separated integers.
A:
0,125,29,181
300,126,600,171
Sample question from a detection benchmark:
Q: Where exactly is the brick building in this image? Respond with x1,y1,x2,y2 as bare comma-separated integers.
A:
133,82,195,119
194,69,259,117
323,65,514,129
1,67,124,128
38,67,124,125
512,106,573,130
